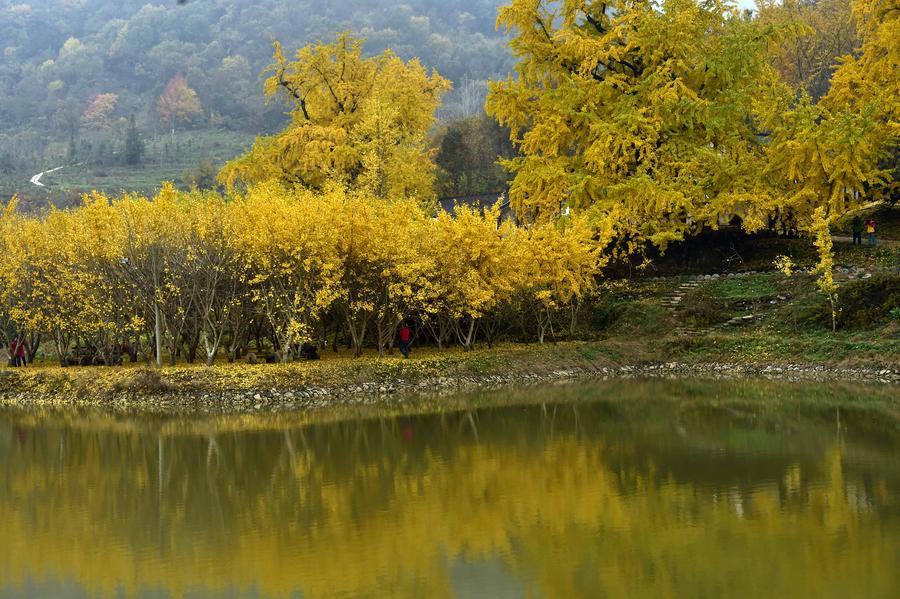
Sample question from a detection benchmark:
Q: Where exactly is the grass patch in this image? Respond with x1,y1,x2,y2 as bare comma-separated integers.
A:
832,244,900,269
682,285,732,327
674,330,899,367
711,274,779,301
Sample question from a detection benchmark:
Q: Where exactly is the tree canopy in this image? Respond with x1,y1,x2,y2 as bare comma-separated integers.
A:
219,35,450,202
486,0,777,257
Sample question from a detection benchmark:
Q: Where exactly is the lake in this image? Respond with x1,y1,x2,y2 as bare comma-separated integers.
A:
1,379,898,598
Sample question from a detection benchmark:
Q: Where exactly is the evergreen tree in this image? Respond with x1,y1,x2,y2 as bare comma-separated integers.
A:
123,115,145,166
67,136,78,166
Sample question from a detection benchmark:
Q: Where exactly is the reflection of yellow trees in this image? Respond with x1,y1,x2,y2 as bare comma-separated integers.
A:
0,408,897,599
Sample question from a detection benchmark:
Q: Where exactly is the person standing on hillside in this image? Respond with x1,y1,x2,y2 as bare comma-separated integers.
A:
865,217,877,247
852,216,863,245
398,323,412,359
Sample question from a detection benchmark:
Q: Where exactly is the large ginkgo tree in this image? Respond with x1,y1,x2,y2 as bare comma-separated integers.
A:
220,34,450,206
486,0,778,258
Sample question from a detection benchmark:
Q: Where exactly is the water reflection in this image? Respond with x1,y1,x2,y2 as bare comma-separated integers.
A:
1,380,898,599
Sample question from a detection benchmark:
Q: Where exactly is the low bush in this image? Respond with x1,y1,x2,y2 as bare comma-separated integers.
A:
835,275,900,330
794,274,900,331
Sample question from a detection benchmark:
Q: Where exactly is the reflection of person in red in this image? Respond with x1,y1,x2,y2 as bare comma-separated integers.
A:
398,323,412,359
402,425,413,443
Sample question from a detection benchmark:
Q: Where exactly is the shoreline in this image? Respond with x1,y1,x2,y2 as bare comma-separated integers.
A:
0,349,896,415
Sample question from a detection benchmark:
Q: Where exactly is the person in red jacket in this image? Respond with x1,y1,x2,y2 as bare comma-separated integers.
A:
398,323,412,359
10,337,26,367
16,338,26,367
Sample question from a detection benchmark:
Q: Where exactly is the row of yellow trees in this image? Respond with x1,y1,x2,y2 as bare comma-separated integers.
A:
0,184,599,365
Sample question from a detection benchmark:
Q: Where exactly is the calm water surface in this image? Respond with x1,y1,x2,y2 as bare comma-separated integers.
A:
1,379,898,598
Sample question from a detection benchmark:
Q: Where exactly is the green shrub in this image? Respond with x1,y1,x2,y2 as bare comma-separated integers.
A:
835,275,900,329
587,296,627,330
711,274,779,301
799,275,900,330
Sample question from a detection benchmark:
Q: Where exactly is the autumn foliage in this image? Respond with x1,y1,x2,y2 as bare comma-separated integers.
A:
156,74,203,135
219,34,450,206
0,187,599,365
2,1,897,363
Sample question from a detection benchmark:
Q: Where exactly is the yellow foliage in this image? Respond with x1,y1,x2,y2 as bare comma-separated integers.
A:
486,0,776,258
0,185,601,363
755,0,897,316
220,34,450,208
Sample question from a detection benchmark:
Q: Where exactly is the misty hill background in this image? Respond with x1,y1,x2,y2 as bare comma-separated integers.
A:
0,0,513,205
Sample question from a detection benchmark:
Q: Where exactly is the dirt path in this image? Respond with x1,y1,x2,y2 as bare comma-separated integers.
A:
29,166,65,187
832,235,900,247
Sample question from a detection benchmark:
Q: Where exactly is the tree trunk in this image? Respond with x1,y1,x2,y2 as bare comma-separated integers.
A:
436,316,453,350
376,317,399,356
185,329,200,364
53,331,69,367
830,293,838,333
154,302,163,368
455,318,477,351
348,317,368,358
27,332,41,363
569,300,579,337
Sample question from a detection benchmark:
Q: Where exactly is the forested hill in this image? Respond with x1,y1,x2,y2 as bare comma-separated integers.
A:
0,0,511,185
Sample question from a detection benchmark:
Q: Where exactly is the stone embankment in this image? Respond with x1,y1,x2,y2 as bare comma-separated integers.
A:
2,361,896,415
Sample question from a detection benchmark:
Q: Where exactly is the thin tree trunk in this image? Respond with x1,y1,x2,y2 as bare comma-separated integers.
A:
346,313,369,357
455,318,477,351
27,332,41,363
569,300,579,337
53,331,69,367
154,302,163,368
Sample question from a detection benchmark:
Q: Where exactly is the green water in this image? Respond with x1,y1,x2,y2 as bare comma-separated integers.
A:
1,379,898,598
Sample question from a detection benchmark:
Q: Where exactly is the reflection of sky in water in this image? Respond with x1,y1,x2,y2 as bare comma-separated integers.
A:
1,380,897,599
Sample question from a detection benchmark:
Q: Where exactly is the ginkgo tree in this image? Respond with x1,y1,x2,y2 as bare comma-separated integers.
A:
233,183,341,362
220,34,451,206
425,203,521,351
486,0,777,258
755,0,897,330
514,215,603,343
0,183,605,363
